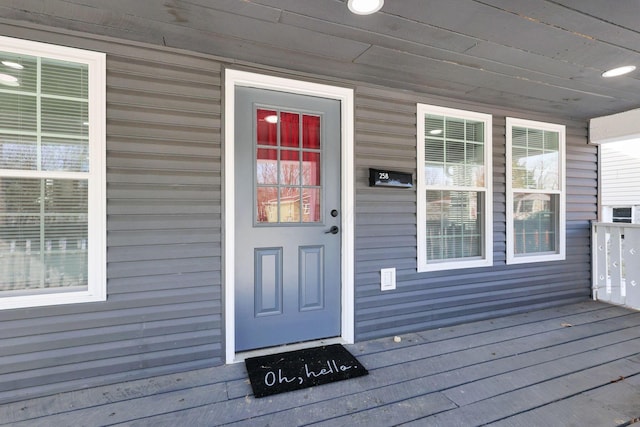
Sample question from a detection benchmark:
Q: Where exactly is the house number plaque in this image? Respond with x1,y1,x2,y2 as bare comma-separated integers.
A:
368,168,413,188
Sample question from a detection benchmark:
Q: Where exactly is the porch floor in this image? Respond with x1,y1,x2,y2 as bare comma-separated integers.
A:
2,301,640,426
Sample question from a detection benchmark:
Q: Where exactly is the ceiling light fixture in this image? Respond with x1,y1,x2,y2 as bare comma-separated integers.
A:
347,0,384,15
602,65,636,78
429,129,443,135
0,73,19,87
264,115,278,124
2,60,24,70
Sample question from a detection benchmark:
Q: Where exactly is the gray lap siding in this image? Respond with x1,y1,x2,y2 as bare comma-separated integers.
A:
0,22,595,403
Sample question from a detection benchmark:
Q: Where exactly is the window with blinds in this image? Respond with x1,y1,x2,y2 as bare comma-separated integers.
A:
0,36,105,309
506,117,565,264
417,104,493,272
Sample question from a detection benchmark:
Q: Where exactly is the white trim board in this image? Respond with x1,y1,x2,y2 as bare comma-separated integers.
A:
590,108,640,144
223,69,355,363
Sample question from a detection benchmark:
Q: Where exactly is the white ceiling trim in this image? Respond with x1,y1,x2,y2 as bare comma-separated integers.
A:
590,108,640,144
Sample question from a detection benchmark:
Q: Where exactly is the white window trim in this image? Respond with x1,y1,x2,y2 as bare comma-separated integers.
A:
0,36,106,310
609,206,634,223
506,117,566,265
417,104,493,272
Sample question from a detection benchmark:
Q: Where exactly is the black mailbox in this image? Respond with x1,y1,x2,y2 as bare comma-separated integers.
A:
369,168,413,188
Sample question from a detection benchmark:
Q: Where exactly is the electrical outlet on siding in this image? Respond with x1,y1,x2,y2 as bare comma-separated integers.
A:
380,268,396,291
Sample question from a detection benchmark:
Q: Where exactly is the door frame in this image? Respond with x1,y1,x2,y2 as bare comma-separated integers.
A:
223,69,355,363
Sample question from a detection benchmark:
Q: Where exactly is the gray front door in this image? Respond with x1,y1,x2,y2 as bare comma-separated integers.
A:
235,87,341,352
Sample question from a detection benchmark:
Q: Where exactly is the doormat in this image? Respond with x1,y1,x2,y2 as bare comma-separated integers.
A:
244,344,368,398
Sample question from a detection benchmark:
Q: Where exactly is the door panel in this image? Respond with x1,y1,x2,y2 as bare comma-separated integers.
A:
299,245,324,311
235,87,341,352
254,247,282,316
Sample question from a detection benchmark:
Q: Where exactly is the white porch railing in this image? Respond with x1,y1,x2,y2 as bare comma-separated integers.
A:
592,222,640,310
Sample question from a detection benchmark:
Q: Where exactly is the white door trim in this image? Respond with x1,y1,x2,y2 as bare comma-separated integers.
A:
223,69,355,363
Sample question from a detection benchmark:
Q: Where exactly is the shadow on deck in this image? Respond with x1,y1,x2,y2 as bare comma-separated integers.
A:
2,301,639,426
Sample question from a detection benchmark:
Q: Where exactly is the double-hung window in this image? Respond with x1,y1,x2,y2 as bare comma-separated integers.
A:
506,118,565,264
0,36,106,309
417,104,493,272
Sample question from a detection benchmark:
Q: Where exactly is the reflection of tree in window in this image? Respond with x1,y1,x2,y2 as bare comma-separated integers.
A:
511,126,561,255
0,51,90,293
255,109,321,224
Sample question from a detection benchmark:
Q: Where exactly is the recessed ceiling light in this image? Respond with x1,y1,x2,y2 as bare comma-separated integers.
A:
348,0,384,15
602,65,636,78
0,73,19,87
2,60,24,70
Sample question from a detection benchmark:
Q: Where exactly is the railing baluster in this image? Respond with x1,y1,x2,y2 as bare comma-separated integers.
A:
594,223,609,301
593,222,640,309
609,226,623,304
623,226,640,309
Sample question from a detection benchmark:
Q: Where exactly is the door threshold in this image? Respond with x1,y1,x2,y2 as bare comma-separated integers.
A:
232,337,346,364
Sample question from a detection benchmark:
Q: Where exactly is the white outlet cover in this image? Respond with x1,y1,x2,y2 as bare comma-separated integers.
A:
380,267,396,291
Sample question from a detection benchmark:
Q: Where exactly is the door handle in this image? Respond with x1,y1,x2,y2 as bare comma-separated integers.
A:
325,225,339,235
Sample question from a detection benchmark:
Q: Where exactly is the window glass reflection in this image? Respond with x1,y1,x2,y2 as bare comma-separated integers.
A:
256,108,322,224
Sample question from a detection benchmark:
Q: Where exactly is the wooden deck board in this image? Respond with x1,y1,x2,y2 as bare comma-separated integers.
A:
222,389,457,427
580,378,640,420
412,302,614,343
8,383,229,427
0,363,247,425
354,304,633,369
414,358,640,426
1,301,639,427
223,310,639,413
442,335,640,406
486,381,640,427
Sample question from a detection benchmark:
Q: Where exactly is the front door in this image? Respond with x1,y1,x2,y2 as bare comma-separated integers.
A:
234,86,341,352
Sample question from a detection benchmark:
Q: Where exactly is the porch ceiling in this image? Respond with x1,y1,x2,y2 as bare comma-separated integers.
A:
2,0,640,120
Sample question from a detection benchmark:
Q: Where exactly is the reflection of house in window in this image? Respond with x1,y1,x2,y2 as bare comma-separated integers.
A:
513,193,550,220
255,108,321,225
513,193,556,254
256,158,320,224
262,193,314,223
506,118,565,263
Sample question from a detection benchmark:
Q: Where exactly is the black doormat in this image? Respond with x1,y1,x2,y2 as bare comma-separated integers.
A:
244,344,368,398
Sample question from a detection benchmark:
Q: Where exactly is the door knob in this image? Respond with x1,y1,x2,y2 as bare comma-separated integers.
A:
325,225,339,235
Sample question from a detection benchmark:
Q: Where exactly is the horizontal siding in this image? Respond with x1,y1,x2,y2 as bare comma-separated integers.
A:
0,20,597,404
601,143,640,205
0,25,222,403
353,85,595,340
